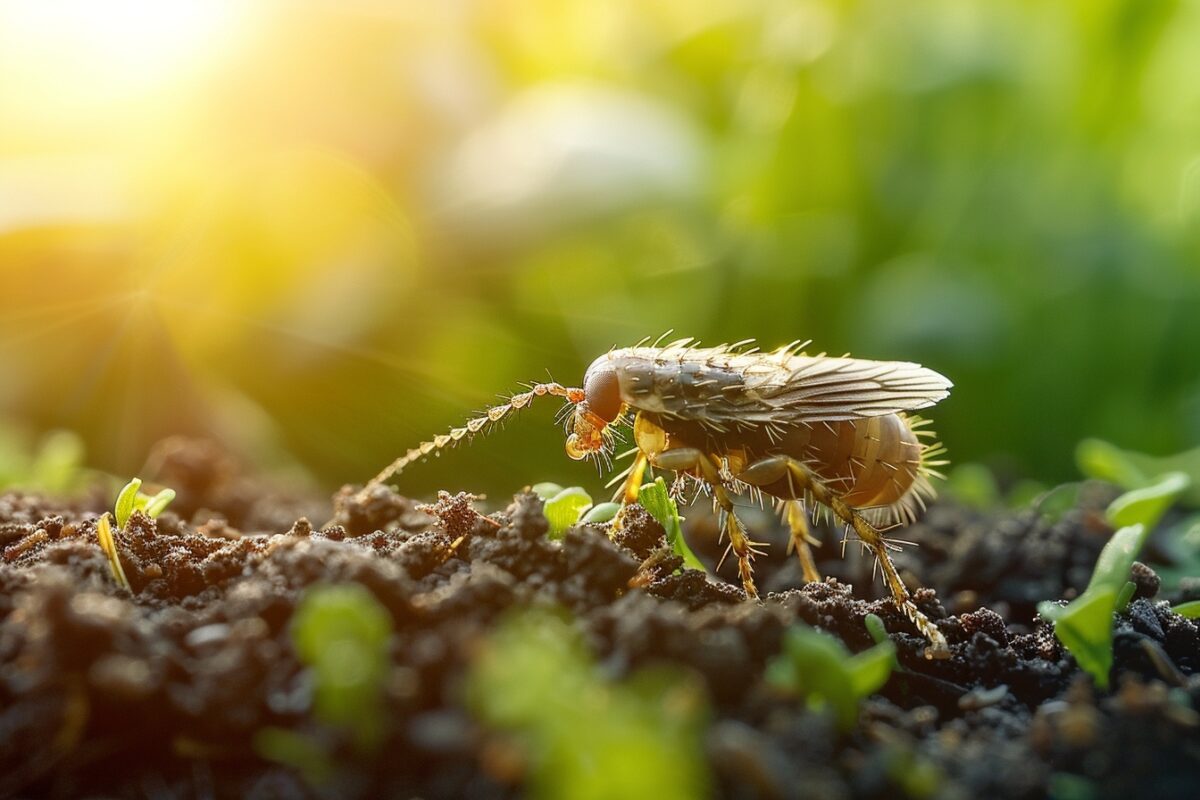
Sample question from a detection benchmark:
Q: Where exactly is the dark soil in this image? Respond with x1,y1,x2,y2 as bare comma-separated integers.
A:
2,440,1199,799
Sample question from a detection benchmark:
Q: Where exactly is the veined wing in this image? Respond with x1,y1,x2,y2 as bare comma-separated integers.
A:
748,355,953,423
617,344,951,427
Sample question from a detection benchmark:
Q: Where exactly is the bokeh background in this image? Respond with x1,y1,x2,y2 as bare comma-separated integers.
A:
1,0,1198,500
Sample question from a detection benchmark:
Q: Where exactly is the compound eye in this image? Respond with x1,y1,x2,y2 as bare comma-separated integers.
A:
583,365,622,423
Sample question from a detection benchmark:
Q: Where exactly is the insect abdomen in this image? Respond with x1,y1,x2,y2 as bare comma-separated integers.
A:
796,415,925,511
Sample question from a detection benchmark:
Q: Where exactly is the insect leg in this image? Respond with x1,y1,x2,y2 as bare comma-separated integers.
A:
738,455,948,659
612,451,649,504
783,500,822,584
650,447,762,601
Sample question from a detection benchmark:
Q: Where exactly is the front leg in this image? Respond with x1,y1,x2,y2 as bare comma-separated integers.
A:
651,446,762,601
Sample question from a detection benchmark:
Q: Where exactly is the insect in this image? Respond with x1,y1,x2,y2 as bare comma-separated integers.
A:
365,337,952,657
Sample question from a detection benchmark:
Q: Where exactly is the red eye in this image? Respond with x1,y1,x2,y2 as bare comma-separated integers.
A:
583,365,622,422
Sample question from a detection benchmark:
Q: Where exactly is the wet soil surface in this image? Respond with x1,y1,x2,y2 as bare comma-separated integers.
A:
2,441,1198,799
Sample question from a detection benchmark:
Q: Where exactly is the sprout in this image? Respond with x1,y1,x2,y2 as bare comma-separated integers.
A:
1037,470,1188,689
542,487,594,539
97,477,177,591
766,624,895,731
114,476,177,529
637,477,705,571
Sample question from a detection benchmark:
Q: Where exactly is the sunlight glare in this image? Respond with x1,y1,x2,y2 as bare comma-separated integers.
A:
0,0,242,104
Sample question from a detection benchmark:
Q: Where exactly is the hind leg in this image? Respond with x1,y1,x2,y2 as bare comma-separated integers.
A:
738,455,949,659
783,500,822,583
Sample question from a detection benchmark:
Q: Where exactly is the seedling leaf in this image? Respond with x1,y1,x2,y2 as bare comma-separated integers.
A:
543,487,593,539
1171,600,1200,618
581,501,620,524
638,477,705,571
1105,471,1189,529
1115,581,1136,613
767,625,895,731
1038,523,1149,689
1077,439,1200,505
96,513,131,592
531,482,565,501
847,642,897,699
1076,439,1150,490
864,613,889,646
141,488,176,518
114,477,141,529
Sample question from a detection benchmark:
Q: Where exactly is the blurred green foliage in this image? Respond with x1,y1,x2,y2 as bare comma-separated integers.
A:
0,427,86,494
291,583,393,751
467,607,710,800
1,1,1199,496
766,623,896,731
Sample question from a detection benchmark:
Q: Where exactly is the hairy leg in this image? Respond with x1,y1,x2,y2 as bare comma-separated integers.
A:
738,455,949,658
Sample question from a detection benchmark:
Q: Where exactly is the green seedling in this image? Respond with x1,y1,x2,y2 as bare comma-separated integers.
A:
636,477,705,571
97,477,177,591
766,624,895,731
290,583,392,751
534,483,596,539
467,607,709,800
113,477,177,528
1170,600,1200,618
531,479,703,570
864,613,890,646
1037,469,1187,689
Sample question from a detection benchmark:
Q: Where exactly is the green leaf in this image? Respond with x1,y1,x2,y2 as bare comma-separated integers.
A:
1077,439,1200,505
581,501,620,524
1171,600,1200,618
1115,581,1136,613
531,482,565,501
863,613,889,646
847,641,897,698
1039,590,1117,690
543,487,592,539
1085,523,1149,595
767,625,894,731
114,478,141,529
1039,523,1150,690
1076,439,1151,490
142,488,176,518
638,477,706,571
1106,471,1189,529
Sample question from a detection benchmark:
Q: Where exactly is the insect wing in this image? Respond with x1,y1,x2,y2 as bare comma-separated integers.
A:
754,356,952,422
